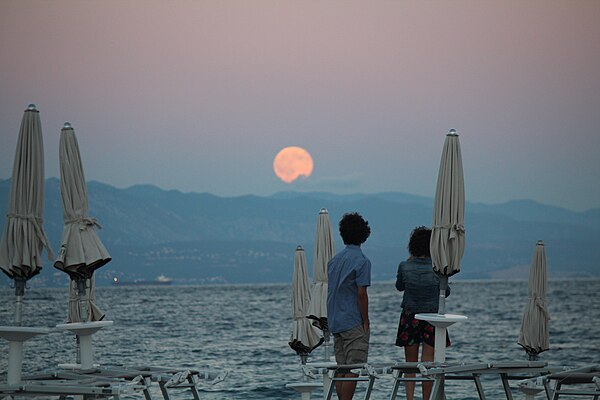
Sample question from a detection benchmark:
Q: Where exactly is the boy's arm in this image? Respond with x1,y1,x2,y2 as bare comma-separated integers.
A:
357,286,369,332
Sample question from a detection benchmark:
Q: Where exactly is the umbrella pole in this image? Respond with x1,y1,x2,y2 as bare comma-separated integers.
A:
14,277,26,325
76,278,89,323
435,276,448,400
435,276,448,364
300,354,308,367
437,276,448,315
324,329,331,361
75,278,88,366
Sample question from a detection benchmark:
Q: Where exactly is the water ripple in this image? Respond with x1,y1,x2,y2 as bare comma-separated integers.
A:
1,279,598,399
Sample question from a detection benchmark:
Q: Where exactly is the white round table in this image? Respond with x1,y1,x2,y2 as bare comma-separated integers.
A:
56,320,114,369
0,326,50,384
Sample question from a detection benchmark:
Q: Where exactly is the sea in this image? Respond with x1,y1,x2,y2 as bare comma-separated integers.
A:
1,279,599,399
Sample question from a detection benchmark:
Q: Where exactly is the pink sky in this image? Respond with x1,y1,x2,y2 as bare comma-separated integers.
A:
1,1,599,211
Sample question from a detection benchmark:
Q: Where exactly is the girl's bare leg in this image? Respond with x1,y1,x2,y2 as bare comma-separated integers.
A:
404,345,419,400
421,343,435,400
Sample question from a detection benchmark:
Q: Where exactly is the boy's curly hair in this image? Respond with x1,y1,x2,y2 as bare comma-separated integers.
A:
339,212,371,245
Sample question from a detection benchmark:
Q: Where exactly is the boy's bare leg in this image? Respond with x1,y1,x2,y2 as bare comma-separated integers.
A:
335,373,358,400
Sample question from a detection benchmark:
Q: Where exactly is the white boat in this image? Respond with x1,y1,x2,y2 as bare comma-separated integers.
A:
112,275,173,286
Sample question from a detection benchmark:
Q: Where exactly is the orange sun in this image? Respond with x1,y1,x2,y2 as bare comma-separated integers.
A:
273,146,314,183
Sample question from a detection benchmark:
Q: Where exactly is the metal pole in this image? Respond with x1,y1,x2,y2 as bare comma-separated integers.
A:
14,277,26,325
76,278,88,323
300,354,308,366
438,276,448,315
436,275,448,400
76,278,87,366
324,330,330,360
323,330,332,400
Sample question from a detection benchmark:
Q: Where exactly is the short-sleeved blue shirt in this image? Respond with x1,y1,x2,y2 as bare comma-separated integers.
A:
327,245,371,334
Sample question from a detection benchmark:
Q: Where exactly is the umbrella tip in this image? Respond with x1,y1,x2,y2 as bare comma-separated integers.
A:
26,104,37,111
536,240,544,246
296,245,304,251
62,122,73,130
319,208,328,214
448,128,458,136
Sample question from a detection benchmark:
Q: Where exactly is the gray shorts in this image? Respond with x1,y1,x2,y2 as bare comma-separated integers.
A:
333,324,370,367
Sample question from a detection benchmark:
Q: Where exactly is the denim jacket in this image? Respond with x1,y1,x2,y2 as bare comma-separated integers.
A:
395,257,450,314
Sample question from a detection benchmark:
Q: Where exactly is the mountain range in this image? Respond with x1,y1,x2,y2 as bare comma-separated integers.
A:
1,178,598,286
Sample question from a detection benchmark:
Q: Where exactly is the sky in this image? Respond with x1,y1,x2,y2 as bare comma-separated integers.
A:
1,1,599,212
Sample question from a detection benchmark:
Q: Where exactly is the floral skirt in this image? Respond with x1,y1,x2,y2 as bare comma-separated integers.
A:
395,311,451,348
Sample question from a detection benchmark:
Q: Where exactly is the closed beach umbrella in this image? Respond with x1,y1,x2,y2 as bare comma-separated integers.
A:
518,240,550,360
67,277,105,322
54,123,110,322
430,129,465,314
306,208,335,332
0,104,54,324
289,246,323,359
307,208,334,361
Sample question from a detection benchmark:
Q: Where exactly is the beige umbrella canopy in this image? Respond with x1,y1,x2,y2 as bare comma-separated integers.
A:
518,241,550,360
66,277,105,322
306,208,335,331
54,123,110,322
430,129,465,314
0,104,54,324
289,246,323,359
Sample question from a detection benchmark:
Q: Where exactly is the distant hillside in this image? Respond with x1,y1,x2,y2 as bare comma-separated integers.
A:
1,178,599,286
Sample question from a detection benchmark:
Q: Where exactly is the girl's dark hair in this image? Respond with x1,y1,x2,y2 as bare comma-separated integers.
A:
408,226,431,257
339,212,371,245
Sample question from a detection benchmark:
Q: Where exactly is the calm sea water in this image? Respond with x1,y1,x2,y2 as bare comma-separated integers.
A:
1,279,599,399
